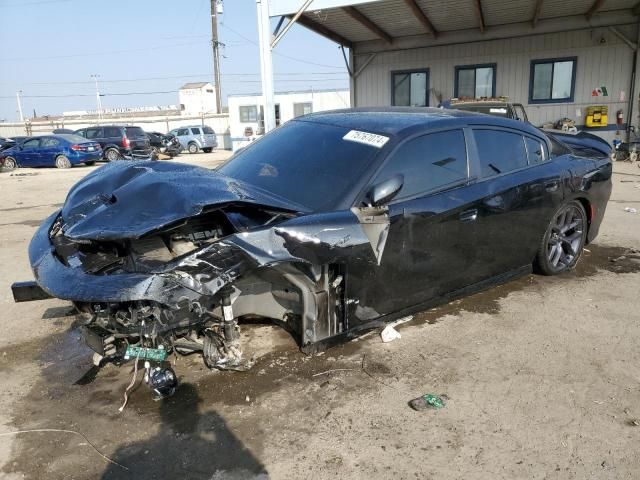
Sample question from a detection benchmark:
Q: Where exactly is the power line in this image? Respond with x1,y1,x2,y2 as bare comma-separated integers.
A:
0,72,348,87
0,0,72,7
0,40,209,62
0,79,349,99
220,23,345,70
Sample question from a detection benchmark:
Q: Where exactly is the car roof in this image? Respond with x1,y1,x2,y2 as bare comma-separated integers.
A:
297,107,541,138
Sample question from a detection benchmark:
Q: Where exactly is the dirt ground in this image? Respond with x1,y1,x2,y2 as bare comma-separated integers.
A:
0,151,639,480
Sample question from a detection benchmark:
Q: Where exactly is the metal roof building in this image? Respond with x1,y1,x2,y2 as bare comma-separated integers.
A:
257,0,639,142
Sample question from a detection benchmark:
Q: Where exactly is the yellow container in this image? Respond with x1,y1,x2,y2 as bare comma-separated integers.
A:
585,106,608,128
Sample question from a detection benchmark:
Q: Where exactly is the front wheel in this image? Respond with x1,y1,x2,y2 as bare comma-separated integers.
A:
3,156,17,170
55,155,72,169
535,200,587,275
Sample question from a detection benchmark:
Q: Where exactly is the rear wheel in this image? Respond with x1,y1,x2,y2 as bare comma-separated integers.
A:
188,142,199,154
535,200,587,275
55,155,72,169
105,148,120,161
3,156,17,169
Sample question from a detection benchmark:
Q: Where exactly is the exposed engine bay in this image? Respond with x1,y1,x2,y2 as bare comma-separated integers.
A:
15,161,390,399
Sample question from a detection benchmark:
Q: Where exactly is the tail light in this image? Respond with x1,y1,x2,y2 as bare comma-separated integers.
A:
122,136,130,149
70,145,83,151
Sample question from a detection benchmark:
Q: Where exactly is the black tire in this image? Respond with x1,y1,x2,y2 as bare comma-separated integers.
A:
105,148,121,161
55,155,72,169
85,161,96,166
3,156,17,170
202,147,212,153
188,142,199,154
535,200,588,275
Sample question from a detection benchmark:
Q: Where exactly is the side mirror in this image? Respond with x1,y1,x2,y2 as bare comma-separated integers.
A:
368,174,404,206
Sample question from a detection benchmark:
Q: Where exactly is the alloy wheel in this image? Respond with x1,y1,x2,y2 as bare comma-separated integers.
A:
546,203,585,272
3,157,16,169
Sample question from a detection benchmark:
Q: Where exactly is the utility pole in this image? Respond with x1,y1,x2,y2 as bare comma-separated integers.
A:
210,0,223,114
90,74,103,121
16,90,24,122
256,0,276,133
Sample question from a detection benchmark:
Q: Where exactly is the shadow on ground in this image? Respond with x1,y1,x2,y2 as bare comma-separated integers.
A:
101,383,267,480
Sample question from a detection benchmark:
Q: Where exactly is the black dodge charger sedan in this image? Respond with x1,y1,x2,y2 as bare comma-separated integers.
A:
14,108,612,397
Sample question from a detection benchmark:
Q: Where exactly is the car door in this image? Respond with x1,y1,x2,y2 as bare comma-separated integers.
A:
347,129,482,320
464,127,565,279
175,128,189,148
15,138,42,166
39,137,62,166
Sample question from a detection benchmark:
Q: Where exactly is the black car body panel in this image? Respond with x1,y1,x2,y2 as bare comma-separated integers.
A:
147,132,181,157
543,129,612,157
16,108,612,386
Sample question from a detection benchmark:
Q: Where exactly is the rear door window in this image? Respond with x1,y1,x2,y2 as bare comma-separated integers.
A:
190,127,201,135
524,137,545,164
125,127,145,138
85,128,103,139
104,127,121,138
41,138,60,147
372,129,468,201
474,129,528,177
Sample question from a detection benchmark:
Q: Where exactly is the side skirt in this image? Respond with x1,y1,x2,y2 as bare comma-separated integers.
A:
301,265,532,354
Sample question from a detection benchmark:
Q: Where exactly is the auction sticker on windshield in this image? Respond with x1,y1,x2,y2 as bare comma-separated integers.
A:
343,130,389,148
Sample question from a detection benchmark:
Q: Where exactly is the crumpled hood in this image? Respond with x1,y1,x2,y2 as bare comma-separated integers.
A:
61,160,309,241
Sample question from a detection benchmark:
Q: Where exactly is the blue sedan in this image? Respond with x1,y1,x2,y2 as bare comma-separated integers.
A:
0,134,102,169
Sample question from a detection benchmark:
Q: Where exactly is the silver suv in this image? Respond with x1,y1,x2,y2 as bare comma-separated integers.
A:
170,125,217,154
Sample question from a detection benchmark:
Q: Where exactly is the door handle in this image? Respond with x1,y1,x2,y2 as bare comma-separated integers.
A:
544,180,559,192
459,208,478,223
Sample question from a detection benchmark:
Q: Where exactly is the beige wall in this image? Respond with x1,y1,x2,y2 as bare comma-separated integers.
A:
353,25,638,143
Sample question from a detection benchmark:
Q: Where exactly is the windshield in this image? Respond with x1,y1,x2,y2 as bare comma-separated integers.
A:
454,104,509,117
219,120,384,211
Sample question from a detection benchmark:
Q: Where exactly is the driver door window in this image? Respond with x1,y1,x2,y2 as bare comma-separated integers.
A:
372,129,468,201
22,138,41,148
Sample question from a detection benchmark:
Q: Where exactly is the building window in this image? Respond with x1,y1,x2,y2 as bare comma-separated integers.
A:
293,102,312,117
529,57,577,103
455,64,496,98
239,105,258,123
391,70,429,107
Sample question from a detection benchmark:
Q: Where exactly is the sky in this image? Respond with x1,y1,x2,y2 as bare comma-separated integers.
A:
0,0,350,121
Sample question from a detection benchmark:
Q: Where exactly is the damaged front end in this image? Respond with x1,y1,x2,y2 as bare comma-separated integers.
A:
15,161,389,397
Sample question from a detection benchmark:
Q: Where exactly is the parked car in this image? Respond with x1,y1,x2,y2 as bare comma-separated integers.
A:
449,98,611,156
0,136,28,152
146,131,181,158
74,125,151,161
12,108,612,398
0,134,102,169
169,125,217,153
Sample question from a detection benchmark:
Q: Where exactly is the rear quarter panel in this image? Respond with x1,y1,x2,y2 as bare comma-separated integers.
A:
563,155,612,243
